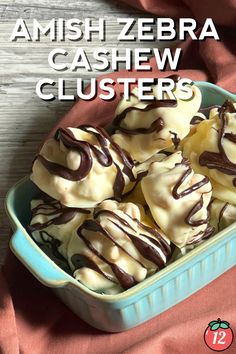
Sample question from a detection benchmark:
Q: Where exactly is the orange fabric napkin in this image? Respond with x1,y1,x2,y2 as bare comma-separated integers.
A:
1,1,236,353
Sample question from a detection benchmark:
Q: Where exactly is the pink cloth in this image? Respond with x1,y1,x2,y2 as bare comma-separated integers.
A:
1,1,236,353
1,253,236,354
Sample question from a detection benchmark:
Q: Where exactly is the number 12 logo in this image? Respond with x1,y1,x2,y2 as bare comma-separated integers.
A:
204,318,234,351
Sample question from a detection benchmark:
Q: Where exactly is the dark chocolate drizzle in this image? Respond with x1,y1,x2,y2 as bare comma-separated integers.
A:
199,105,221,117
224,133,236,143
113,100,176,135
199,100,236,187
112,75,181,135
202,225,215,240
121,170,148,199
169,131,180,150
188,224,214,245
112,222,165,270
185,196,209,227
190,115,205,125
27,227,72,274
77,219,136,290
115,117,164,135
172,158,210,200
218,202,229,230
27,196,89,233
32,230,66,261
27,196,91,274
171,157,212,242
75,209,172,291
37,125,135,201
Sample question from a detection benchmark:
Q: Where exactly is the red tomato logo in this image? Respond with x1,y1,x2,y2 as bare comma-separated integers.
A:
204,318,234,352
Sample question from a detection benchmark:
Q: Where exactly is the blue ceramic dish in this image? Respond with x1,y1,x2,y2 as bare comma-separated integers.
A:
5,82,236,332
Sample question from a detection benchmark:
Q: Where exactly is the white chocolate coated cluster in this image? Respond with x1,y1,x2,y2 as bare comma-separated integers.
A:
67,200,171,294
28,197,90,258
31,126,136,208
141,152,213,247
112,84,201,162
183,102,236,205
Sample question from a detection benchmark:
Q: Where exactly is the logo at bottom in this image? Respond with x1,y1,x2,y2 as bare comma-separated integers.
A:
204,318,234,352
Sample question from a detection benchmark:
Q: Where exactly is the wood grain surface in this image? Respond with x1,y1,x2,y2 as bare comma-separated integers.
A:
0,0,168,267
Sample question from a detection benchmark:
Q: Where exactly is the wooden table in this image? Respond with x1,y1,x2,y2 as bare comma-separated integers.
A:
0,0,168,266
